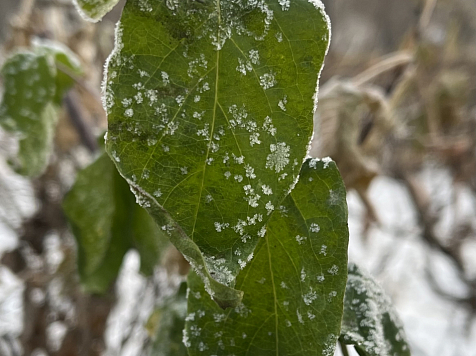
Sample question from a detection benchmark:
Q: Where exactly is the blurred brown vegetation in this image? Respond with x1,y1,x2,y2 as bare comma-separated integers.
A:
313,0,476,324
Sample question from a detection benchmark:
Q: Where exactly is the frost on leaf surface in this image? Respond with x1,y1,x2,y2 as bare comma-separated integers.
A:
104,0,330,308
340,263,411,356
186,159,349,356
0,41,82,177
73,0,122,22
63,152,169,293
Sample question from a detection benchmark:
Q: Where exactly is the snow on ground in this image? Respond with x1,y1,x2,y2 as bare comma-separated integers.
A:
336,172,476,356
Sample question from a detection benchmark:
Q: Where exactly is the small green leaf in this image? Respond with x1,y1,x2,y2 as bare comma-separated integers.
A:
63,152,169,293
73,0,121,22
146,282,188,356
35,39,83,105
105,0,330,307
0,43,82,176
185,158,349,356
340,263,411,356
0,52,57,176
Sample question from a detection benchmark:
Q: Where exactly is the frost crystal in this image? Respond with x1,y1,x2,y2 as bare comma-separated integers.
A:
261,185,273,195
322,156,332,168
320,245,327,256
278,95,288,111
214,222,229,232
297,310,304,324
303,288,318,305
295,235,307,245
310,223,320,233
124,108,133,117
266,142,290,173
248,49,260,64
265,201,274,215
328,265,339,275
278,0,290,11
259,72,277,89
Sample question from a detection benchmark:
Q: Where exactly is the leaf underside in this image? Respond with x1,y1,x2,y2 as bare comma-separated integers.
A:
185,159,349,356
63,152,169,293
340,263,411,356
105,0,330,307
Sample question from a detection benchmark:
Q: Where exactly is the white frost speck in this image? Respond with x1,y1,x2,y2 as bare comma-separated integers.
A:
303,288,318,305
310,223,320,233
124,108,133,117
322,156,332,168
278,0,290,11
265,201,274,215
297,310,304,324
259,72,277,89
295,235,307,245
261,185,273,195
328,265,339,275
278,95,288,111
248,49,260,64
320,245,327,256
266,142,290,173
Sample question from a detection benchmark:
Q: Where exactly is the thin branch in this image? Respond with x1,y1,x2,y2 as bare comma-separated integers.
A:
352,51,414,87
339,339,350,356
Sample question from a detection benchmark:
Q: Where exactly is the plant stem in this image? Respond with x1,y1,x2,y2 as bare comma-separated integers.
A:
339,339,350,356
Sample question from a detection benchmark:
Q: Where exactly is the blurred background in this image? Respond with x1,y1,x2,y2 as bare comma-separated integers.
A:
0,0,475,355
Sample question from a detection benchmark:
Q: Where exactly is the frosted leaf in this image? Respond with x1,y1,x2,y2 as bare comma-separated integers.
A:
105,0,331,312
340,264,411,356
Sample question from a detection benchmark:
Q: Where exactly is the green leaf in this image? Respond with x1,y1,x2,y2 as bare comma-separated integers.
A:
0,42,82,176
185,158,349,356
340,263,411,356
35,39,83,105
73,0,121,22
0,52,57,176
104,0,330,307
146,282,189,356
63,152,170,293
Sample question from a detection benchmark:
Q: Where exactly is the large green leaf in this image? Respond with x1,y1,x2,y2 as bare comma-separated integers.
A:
340,263,411,356
63,152,170,293
73,0,122,22
146,282,189,356
184,158,348,356
0,42,82,176
104,0,330,308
